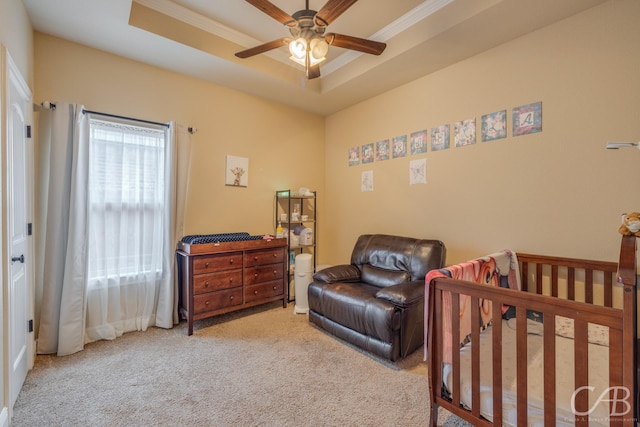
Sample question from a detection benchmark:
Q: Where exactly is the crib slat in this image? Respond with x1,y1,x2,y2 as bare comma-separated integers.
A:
551,264,558,297
516,308,528,426
604,272,613,308
574,319,589,426
451,292,461,409
543,314,556,425
609,327,623,425
491,301,503,426
471,296,480,418
521,262,529,291
428,289,444,404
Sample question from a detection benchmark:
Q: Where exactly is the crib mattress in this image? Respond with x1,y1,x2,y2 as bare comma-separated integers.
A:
442,318,610,426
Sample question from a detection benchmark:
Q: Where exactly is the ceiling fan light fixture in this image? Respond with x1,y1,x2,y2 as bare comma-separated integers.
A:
289,38,307,60
310,38,329,61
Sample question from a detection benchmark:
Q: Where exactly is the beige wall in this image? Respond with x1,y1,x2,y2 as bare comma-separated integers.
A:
31,0,640,268
33,34,325,248
0,0,33,86
323,0,640,265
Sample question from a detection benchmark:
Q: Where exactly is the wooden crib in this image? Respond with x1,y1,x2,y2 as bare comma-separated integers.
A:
426,236,638,426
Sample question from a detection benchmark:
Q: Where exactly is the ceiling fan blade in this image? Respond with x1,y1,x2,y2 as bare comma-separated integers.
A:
235,38,290,58
315,0,358,26
325,33,386,55
245,0,296,27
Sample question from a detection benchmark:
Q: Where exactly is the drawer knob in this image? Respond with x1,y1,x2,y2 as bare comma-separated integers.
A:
273,286,277,290
229,259,234,264
229,278,233,283
272,253,277,257
204,282,209,288
254,290,258,295
254,256,258,261
230,295,234,300
205,262,210,268
205,301,210,306
273,270,277,275
254,273,258,278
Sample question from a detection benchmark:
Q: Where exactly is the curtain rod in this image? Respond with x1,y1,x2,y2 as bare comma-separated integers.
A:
83,108,170,129
38,102,197,133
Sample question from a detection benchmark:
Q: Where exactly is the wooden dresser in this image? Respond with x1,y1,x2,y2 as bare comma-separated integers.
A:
176,238,287,335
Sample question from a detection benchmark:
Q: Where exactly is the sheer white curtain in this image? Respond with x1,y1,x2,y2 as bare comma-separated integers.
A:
36,103,191,356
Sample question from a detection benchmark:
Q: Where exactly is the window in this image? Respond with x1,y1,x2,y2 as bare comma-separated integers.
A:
87,118,167,284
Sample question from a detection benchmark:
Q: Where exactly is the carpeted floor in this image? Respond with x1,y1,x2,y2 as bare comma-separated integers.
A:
12,302,469,426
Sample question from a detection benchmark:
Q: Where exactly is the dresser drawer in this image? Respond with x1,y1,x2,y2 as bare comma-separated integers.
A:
193,270,242,294
193,288,242,314
245,263,284,285
193,253,241,274
245,280,284,303
245,248,284,267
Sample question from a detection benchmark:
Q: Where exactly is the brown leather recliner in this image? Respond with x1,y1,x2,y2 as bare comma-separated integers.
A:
308,234,446,361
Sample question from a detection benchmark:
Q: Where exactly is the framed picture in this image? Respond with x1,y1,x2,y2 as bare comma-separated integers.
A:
225,155,249,187
410,130,428,155
431,124,450,151
454,118,476,147
392,135,407,158
513,101,542,136
348,147,360,166
376,139,390,161
481,110,507,142
361,143,374,164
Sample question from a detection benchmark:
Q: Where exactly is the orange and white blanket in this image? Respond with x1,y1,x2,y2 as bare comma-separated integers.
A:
424,250,521,363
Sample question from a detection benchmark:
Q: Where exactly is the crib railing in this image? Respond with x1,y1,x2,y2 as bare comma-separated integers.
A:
427,236,638,426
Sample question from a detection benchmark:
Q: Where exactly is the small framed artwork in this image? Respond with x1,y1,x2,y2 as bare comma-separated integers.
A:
431,124,450,151
376,139,390,161
512,101,542,136
348,147,360,166
481,110,507,142
361,143,374,164
361,170,374,192
409,158,427,185
410,130,428,155
225,155,248,187
454,118,476,147
392,135,407,158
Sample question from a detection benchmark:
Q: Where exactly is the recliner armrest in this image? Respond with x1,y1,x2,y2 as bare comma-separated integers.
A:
312,265,361,283
375,281,424,308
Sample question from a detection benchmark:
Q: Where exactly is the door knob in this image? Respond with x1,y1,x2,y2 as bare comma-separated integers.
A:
11,254,24,263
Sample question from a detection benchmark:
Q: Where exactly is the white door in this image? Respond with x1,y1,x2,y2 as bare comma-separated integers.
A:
6,51,32,409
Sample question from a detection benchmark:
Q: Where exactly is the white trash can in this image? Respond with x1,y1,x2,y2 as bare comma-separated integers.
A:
294,253,313,314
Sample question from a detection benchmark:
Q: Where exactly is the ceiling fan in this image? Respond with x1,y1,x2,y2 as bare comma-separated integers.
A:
235,0,387,79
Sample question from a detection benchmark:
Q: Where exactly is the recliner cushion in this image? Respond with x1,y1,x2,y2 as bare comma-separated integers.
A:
361,264,409,288
311,282,399,343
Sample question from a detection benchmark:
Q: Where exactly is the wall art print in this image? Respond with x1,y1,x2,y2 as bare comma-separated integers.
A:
481,110,507,142
392,135,408,158
431,124,450,151
361,143,374,164
225,155,249,187
348,146,360,166
410,130,428,155
512,101,542,136
409,158,427,185
454,118,476,147
376,139,390,161
361,170,374,192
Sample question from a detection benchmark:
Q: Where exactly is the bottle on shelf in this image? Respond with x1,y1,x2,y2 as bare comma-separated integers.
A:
276,221,284,238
